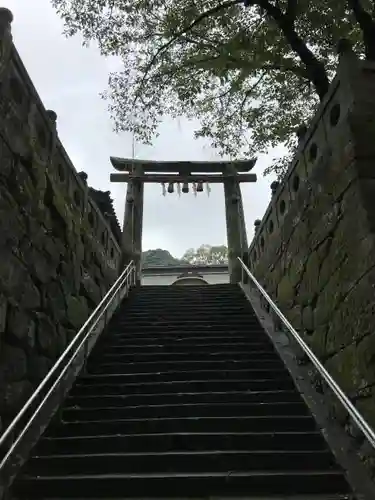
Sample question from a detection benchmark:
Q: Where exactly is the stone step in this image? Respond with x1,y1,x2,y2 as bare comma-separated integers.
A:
78,368,292,384
24,450,339,476
45,415,319,438
61,401,310,422
98,341,273,354
86,359,285,375
111,318,261,327
72,378,296,396
15,471,350,498
88,351,280,363
98,335,269,345
36,430,328,455
108,326,266,336
13,284,352,499
65,390,303,409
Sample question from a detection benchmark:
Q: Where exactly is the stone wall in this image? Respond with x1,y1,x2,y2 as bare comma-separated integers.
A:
0,10,121,433
248,45,375,432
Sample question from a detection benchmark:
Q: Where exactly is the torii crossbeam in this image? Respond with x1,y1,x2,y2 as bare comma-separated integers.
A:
110,157,257,284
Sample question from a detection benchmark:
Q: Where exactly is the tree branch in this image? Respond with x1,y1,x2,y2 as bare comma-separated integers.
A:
223,54,308,79
203,87,234,105
239,71,266,118
285,0,298,23
170,49,308,80
134,0,243,103
348,0,375,59
245,0,329,99
177,54,223,69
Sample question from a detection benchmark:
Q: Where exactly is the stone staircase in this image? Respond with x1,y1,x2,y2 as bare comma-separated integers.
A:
12,284,352,498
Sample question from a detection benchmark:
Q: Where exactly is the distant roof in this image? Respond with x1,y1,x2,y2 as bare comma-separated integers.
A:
172,276,209,285
110,157,256,174
177,271,204,279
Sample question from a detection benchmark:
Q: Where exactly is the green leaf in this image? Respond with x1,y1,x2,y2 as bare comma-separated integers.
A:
51,0,371,176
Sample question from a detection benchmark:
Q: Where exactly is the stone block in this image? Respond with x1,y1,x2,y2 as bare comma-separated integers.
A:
27,217,49,249
307,325,328,360
0,138,15,180
36,314,58,359
60,261,81,295
0,379,33,418
0,185,26,247
66,295,89,329
0,344,27,382
350,113,375,157
276,275,295,310
0,247,27,295
278,215,296,249
19,241,55,284
302,305,314,332
313,268,342,329
6,306,35,349
316,236,332,264
28,354,52,384
19,277,41,310
0,294,7,334
6,159,36,213
358,178,375,220
296,250,320,306
286,305,302,331
287,251,308,289
43,235,65,267
43,281,67,322
285,221,310,260
356,387,375,430
318,245,346,294
66,329,78,344
56,325,68,355
325,336,375,396
326,269,375,355
355,334,375,389
0,248,40,309
307,200,341,250
81,271,101,305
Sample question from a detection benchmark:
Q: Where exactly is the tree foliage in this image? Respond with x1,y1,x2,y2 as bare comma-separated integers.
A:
142,245,228,266
182,244,228,264
52,0,375,177
142,248,183,267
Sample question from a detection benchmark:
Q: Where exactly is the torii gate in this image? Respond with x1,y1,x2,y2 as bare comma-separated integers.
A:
110,158,257,285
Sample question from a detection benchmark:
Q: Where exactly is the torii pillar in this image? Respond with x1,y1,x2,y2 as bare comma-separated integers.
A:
121,164,144,286
223,164,248,284
110,158,257,284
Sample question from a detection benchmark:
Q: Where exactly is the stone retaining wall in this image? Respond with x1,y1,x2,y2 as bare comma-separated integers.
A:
248,46,375,433
0,10,121,434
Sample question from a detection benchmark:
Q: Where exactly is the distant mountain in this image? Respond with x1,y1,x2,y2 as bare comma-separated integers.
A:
142,249,185,267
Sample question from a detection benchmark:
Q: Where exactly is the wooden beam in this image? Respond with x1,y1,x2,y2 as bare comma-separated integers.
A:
110,157,257,173
110,173,257,183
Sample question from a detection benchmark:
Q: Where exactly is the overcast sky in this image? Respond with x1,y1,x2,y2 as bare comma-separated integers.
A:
5,0,278,258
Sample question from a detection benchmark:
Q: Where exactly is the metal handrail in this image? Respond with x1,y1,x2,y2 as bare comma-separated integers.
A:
0,260,136,471
238,257,375,449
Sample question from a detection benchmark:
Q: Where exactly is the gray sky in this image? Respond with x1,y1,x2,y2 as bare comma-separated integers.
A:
5,0,278,258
